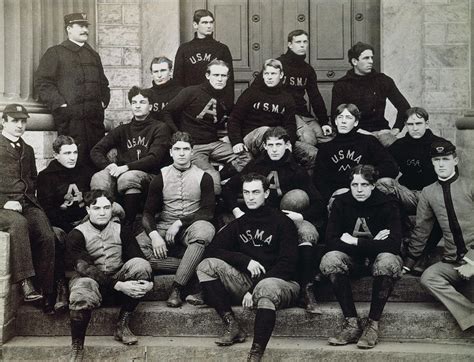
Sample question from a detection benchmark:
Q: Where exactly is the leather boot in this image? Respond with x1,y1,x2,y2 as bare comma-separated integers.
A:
55,278,69,312
114,309,138,345
167,283,183,308
69,310,90,362
215,312,247,346
247,342,264,362
43,294,55,315
21,278,43,302
298,283,322,315
185,291,205,306
328,317,362,346
357,319,379,349
69,338,84,362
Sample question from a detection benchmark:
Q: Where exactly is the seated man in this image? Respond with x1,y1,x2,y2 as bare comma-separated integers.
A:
0,104,57,312
162,60,250,194
90,86,171,226
138,131,216,307
197,173,300,361
404,140,474,331
313,103,398,205
320,165,402,349
67,190,153,361
222,126,325,313
228,59,316,172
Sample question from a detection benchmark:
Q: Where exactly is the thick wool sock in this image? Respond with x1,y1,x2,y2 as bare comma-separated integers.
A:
252,308,276,351
70,309,92,343
298,245,316,286
329,273,357,318
200,279,232,318
174,241,205,286
123,193,142,225
369,276,395,321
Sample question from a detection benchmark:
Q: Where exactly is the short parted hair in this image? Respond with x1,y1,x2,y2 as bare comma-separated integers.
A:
406,107,429,123
171,131,194,148
334,103,361,122
149,56,173,72
83,189,114,207
127,86,153,103
193,9,214,23
350,164,379,185
52,135,76,154
206,59,229,74
241,172,269,191
288,29,308,43
348,42,374,65
263,126,290,144
263,59,283,72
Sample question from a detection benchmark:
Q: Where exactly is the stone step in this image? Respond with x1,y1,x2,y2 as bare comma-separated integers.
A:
146,274,437,302
2,336,473,361
14,302,473,340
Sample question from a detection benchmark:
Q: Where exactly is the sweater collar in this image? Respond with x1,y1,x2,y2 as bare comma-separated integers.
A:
193,32,214,41
244,204,272,217
403,129,435,144
283,49,307,64
152,79,177,92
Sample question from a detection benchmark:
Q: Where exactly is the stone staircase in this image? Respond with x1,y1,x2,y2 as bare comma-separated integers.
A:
2,267,473,361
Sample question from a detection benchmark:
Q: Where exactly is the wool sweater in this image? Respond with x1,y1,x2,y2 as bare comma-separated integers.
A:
90,115,171,172
173,33,234,106
205,205,298,282
388,130,446,190
146,80,183,120
313,129,398,201
227,83,297,146
161,82,231,144
326,188,402,258
331,69,410,132
277,50,329,124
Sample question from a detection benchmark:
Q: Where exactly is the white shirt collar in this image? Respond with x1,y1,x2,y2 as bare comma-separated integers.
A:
69,39,85,47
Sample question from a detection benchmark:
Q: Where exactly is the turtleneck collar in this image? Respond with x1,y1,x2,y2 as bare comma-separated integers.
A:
335,128,359,139
260,149,293,166
152,79,176,91
404,129,434,144
202,81,224,98
131,114,153,128
193,32,214,41
284,49,306,63
438,171,458,185
243,204,272,217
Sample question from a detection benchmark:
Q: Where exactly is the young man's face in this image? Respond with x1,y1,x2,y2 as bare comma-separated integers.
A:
67,23,89,43
151,62,172,85
131,93,152,120
335,108,358,134
243,180,269,210
54,144,78,169
352,49,373,76
263,66,283,87
170,141,193,168
288,34,309,56
406,114,429,139
264,136,290,161
193,16,214,38
86,196,113,226
206,65,229,90
432,154,458,179
350,174,375,202
1,116,27,138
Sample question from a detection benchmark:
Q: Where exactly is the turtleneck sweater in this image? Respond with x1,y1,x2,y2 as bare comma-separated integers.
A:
313,129,398,200
205,204,298,282
146,79,183,118
227,81,297,146
277,50,329,124
90,114,172,172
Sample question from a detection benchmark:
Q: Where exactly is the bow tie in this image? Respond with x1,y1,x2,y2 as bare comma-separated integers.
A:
10,141,21,149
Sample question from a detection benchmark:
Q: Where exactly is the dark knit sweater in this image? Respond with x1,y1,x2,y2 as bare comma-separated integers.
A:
146,80,183,120
222,150,325,222
326,189,402,258
173,33,234,106
161,82,231,144
205,205,298,282
313,129,398,201
331,69,410,131
90,115,171,172
278,50,329,124
388,130,446,190
227,83,297,146
37,160,92,233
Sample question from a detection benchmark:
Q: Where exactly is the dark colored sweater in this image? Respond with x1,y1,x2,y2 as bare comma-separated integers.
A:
331,69,410,131
161,82,231,144
146,79,183,122
278,50,329,124
326,189,402,258
37,160,92,233
173,33,234,107
205,205,298,282
388,130,446,190
227,83,297,146
90,115,171,172
313,129,399,201
222,150,325,223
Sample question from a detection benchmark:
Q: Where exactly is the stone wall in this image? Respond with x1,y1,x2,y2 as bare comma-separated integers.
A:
0,232,15,343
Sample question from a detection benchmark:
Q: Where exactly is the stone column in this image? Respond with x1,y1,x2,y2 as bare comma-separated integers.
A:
0,232,14,344
456,113,474,179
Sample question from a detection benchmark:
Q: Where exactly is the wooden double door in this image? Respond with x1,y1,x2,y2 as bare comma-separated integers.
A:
180,0,380,117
